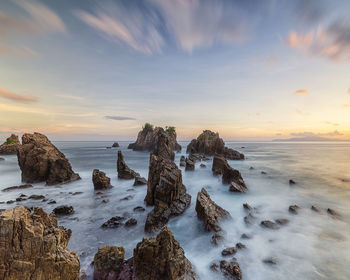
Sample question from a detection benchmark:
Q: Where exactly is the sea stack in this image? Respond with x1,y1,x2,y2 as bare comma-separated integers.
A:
17,132,80,185
0,134,20,155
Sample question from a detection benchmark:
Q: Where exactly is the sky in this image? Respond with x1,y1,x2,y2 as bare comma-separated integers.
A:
1,0,350,141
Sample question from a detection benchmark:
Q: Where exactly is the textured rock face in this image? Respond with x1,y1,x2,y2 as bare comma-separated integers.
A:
93,169,112,190
0,206,80,280
128,126,181,154
185,158,195,171
153,128,175,160
133,226,197,280
17,133,80,185
145,154,191,232
212,156,247,190
117,151,139,179
195,188,231,232
93,246,125,280
186,130,244,160
0,134,20,155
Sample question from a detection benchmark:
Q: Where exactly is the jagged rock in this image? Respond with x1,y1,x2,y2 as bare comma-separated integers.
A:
128,125,181,155
2,184,33,192
195,188,231,232
117,151,139,179
219,260,242,280
185,158,195,171
260,220,278,229
133,176,147,186
112,142,119,148
17,133,80,185
93,246,125,280
186,130,244,160
133,226,197,280
221,247,237,256
125,218,137,227
144,154,191,232
212,156,247,193
101,216,125,228
133,206,145,212
53,205,74,216
243,203,252,212
0,134,20,155
0,206,80,279
92,169,112,190
152,128,176,160
289,205,300,215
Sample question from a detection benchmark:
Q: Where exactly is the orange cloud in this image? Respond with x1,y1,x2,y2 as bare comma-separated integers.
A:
287,31,314,48
294,89,309,95
0,88,38,103
343,104,350,109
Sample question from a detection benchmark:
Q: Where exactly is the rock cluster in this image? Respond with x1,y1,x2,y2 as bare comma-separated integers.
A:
0,134,20,155
17,133,80,185
0,206,80,280
93,169,112,190
144,154,191,232
186,130,244,160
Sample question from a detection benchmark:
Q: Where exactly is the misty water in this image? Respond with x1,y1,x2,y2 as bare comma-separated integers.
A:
1,141,350,280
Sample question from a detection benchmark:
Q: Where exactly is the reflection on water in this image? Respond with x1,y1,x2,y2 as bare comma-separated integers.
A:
0,141,349,280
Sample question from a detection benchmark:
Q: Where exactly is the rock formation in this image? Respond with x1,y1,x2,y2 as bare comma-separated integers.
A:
212,156,247,191
144,154,191,232
93,169,112,190
186,130,244,160
152,128,176,160
117,151,140,179
0,206,80,280
195,188,231,232
128,124,181,154
17,133,80,185
0,134,20,155
185,158,195,171
94,246,125,280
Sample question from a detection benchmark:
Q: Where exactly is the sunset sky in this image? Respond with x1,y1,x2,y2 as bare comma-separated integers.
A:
1,0,350,141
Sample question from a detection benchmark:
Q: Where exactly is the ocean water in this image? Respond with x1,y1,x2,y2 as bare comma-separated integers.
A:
0,141,350,280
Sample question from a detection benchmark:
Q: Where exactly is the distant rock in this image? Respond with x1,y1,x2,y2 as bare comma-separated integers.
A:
144,154,191,232
289,205,300,215
92,169,112,190
2,184,33,192
17,132,80,185
53,205,74,216
28,194,45,200
133,176,147,186
185,158,195,171
289,179,296,185
93,246,125,280
112,142,119,148
311,205,320,212
0,206,79,279
117,150,139,179
186,130,244,160
327,208,340,217
195,188,231,232
101,216,125,228
0,134,20,155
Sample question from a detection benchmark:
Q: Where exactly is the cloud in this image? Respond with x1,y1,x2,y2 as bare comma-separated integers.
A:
0,88,38,103
291,130,343,137
343,104,350,109
294,89,309,95
324,121,339,126
348,88,350,94
0,46,38,56
295,109,308,116
104,115,136,121
294,0,325,25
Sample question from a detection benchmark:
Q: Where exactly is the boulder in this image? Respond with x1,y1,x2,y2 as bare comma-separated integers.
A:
117,151,139,179
260,220,278,229
101,216,125,228
17,133,80,185
179,155,186,167
221,247,237,256
186,130,244,160
185,158,195,171
0,206,80,280
125,218,137,227
200,163,206,168
53,205,74,216
289,205,300,215
144,154,191,232
93,246,125,280
195,188,231,232
133,206,145,212
0,134,20,155
93,169,112,190
133,176,147,186
212,156,246,188
128,125,181,155
112,142,119,148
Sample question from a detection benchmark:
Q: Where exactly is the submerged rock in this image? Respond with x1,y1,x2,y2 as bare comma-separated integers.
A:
28,194,45,200
17,133,80,185
221,247,237,256
133,206,145,212
186,130,244,160
53,205,74,216
101,216,125,228
219,260,242,280
125,218,137,227
0,206,80,279
263,257,277,265
2,184,33,192
289,179,296,185
327,208,340,217
117,151,139,179
195,188,231,232
243,203,252,212
289,205,300,215
260,220,278,229
200,163,206,168
311,205,321,212
0,157,4,161
275,218,289,225
0,134,20,155
93,246,125,280
93,169,112,190
133,176,147,186
112,142,120,148
144,154,191,232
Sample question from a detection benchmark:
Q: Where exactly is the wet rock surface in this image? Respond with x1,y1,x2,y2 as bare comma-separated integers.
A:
0,134,20,155
17,133,80,185
185,158,195,171
260,220,278,229
101,216,126,228
133,176,147,186
289,205,300,215
117,151,139,179
92,169,112,190
219,260,242,280
53,205,74,216
93,246,125,280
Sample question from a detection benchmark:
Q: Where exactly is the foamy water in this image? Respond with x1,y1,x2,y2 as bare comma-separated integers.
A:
0,141,349,280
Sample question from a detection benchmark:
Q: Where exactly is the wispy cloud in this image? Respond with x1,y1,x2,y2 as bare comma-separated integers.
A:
348,88,350,94
324,121,339,126
294,89,309,95
343,104,350,109
55,94,83,101
0,88,38,103
104,115,136,121
0,46,38,56
296,109,308,115
291,130,343,137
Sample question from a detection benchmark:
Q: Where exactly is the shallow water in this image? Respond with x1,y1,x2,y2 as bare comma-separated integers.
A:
1,141,350,280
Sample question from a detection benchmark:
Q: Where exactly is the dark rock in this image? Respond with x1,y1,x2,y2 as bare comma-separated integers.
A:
17,133,80,185
125,218,137,227
241,233,252,239
2,184,33,192
96,191,103,195
0,157,4,161
289,179,296,185
133,206,145,212
0,134,20,155
16,197,27,202
120,195,134,201
117,150,139,179
230,181,248,193
92,169,112,190
133,176,147,186
219,260,242,280
185,158,195,171
200,163,206,168
210,262,219,272
289,205,300,215
112,142,119,148
275,218,289,225
93,246,125,280
102,199,109,203
29,194,45,200
261,171,267,175
144,154,191,232
243,203,252,212
260,220,278,229
212,233,224,245
236,243,246,250
48,200,56,204
311,205,320,212
195,188,231,232
72,191,83,195
6,200,15,204
221,247,237,256
101,216,125,228
263,257,277,265
53,205,74,216
244,213,255,225
186,130,244,160
249,166,254,170
179,156,186,167
327,208,340,217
